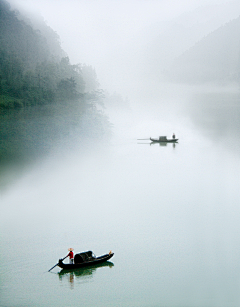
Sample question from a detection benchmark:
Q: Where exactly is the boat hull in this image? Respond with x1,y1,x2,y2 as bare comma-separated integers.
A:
58,253,114,270
150,138,178,143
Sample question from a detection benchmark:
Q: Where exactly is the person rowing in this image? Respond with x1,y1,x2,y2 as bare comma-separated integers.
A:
67,248,74,264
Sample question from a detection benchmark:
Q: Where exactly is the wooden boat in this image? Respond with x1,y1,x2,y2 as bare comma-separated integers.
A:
58,251,114,270
150,136,178,143
58,261,114,276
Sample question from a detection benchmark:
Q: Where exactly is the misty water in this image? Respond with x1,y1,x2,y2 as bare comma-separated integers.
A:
1,85,240,307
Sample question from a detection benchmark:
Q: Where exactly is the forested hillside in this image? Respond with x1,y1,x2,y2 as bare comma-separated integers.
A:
0,0,99,108
0,0,111,170
166,16,240,84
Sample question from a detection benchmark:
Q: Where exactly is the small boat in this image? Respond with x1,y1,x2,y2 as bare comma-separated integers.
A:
58,250,114,270
150,136,178,143
58,261,114,276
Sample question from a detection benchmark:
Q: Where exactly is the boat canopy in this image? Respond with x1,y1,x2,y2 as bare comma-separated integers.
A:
159,136,167,141
74,251,93,263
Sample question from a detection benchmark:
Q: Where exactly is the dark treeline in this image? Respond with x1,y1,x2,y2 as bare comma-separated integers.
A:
0,0,100,108
0,0,112,173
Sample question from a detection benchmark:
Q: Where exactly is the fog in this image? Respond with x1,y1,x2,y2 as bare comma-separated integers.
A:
1,1,240,306
9,0,240,96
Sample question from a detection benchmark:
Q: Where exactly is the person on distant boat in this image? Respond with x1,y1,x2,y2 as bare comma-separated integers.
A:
172,133,175,139
67,248,74,264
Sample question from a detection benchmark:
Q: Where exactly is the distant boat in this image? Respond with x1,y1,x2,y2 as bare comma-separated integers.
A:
150,136,178,143
58,251,114,270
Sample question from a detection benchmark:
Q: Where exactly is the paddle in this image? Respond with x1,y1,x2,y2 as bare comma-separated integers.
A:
137,138,150,140
48,255,68,272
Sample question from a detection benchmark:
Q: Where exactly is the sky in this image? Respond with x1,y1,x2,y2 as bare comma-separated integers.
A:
8,0,240,95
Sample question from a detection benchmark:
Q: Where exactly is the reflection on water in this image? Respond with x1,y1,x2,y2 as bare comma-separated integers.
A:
0,101,111,191
150,141,178,148
58,262,114,289
1,86,240,307
138,141,177,148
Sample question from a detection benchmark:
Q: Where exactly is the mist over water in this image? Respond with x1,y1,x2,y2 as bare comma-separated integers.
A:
1,84,240,307
1,0,240,306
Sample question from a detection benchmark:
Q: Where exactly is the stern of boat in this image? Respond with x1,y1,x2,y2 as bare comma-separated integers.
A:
58,259,64,268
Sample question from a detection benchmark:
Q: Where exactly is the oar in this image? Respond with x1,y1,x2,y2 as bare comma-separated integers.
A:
48,255,68,272
137,138,150,140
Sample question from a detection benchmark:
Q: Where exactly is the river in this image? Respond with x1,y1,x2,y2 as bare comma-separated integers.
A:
1,85,240,307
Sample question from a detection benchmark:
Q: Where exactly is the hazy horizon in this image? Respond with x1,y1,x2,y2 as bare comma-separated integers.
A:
7,0,240,96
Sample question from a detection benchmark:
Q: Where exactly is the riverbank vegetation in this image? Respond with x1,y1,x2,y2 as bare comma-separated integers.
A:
0,0,111,169
0,0,100,108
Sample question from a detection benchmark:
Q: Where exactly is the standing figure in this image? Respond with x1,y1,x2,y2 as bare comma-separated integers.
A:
172,133,175,139
68,248,74,264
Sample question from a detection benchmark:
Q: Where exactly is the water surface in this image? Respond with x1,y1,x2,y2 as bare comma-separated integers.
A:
1,86,240,307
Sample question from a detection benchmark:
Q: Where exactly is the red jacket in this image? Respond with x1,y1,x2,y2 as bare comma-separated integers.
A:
68,251,74,259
